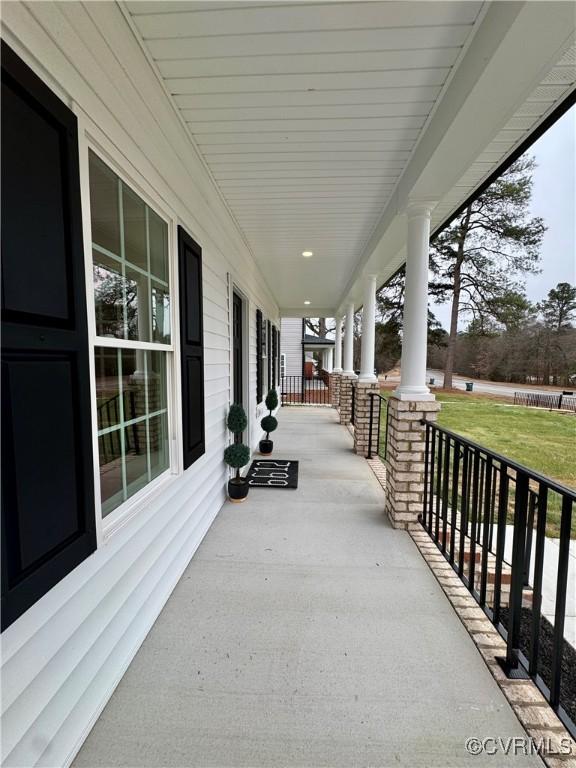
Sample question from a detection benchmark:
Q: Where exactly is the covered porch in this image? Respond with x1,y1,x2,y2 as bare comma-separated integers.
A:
74,408,540,767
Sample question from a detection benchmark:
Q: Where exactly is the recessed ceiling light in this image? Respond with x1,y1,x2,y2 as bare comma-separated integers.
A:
304,300,311,305
302,251,313,258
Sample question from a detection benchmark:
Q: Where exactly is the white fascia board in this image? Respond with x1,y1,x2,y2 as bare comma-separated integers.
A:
338,1,575,309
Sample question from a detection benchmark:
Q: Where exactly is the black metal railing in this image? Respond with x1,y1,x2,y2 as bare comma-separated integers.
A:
280,375,330,405
422,420,575,737
351,382,356,425
97,391,140,463
367,393,390,459
514,391,576,412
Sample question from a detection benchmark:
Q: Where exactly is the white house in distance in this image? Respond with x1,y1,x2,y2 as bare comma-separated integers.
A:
1,2,575,766
280,317,335,379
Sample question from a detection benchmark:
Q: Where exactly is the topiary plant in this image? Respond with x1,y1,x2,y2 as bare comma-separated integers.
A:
228,403,247,434
265,389,278,412
224,443,250,479
225,404,250,482
261,414,278,439
259,388,279,454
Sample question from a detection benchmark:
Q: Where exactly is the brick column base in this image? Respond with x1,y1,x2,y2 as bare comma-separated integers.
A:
329,371,342,410
353,380,380,456
339,375,356,425
384,396,441,529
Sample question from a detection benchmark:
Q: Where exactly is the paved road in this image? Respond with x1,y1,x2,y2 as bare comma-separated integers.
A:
426,371,571,399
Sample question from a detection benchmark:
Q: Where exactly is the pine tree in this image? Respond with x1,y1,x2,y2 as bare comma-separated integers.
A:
430,156,546,389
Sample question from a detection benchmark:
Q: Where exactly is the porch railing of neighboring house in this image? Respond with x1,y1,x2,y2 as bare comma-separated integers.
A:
514,391,576,412
421,420,576,738
367,393,390,459
280,375,330,405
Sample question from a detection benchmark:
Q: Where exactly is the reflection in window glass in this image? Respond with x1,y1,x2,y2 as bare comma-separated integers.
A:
150,413,169,480
95,347,170,517
93,252,125,339
123,186,147,271
125,265,151,343
99,433,123,517
89,153,120,255
149,209,168,282
95,348,120,431
152,282,171,343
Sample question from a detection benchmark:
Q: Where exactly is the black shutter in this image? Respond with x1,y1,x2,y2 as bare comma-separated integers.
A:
256,309,263,404
1,44,96,630
178,226,205,470
271,326,277,389
277,327,281,383
267,321,272,393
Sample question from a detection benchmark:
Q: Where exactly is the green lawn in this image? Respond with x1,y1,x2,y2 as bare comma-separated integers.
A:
378,390,576,537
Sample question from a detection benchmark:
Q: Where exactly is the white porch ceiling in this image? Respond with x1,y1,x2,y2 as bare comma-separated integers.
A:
124,1,575,315
125,1,484,310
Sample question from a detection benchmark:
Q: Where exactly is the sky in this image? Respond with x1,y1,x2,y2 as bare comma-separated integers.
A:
431,105,576,330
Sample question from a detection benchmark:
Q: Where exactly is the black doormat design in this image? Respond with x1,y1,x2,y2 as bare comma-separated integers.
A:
246,459,299,489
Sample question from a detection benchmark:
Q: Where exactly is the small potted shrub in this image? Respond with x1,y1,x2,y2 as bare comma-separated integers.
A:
259,389,278,455
224,404,250,502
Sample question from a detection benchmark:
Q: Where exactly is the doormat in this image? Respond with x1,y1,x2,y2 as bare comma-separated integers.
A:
246,460,299,489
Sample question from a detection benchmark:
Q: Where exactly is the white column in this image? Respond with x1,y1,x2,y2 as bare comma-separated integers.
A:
326,347,334,373
395,201,435,400
333,317,343,372
343,302,355,375
359,273,378,381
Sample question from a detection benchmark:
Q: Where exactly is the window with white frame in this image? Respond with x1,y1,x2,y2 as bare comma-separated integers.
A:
89,151,172,518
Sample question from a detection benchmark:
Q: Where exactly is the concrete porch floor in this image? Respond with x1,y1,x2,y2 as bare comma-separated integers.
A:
74,408,541,767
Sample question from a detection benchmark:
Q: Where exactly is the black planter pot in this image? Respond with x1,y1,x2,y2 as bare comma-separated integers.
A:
228,477,249,503
259,439,273,455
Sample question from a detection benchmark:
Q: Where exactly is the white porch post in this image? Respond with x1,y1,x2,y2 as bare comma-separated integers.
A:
342,302,355,375
359,273,378,382
394,202,435,400
385,200,439,529
333,317,343,372
326,347,334,373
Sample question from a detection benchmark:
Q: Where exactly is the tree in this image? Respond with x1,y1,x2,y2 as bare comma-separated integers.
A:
538,282,576,384
305,317,335,337
539,282,576,332
430,156,546,388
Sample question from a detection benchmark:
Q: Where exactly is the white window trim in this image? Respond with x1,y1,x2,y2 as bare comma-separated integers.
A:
77,118,183,545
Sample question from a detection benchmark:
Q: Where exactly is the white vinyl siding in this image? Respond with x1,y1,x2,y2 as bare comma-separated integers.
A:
0,4,279,768
280,317,304,377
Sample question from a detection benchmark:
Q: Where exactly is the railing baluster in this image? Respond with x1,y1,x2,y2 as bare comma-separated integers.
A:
434,432,443,544
529,485,547,677
449,439,460,565
467,450,481,593
492,464,509,627
524,490,536,586
441,435,451,554
479,456,493,607
488,463,497,553
427,427,436,537
477,458,485,546
505,471,529,671
550,495,572,708
458,447,470,578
